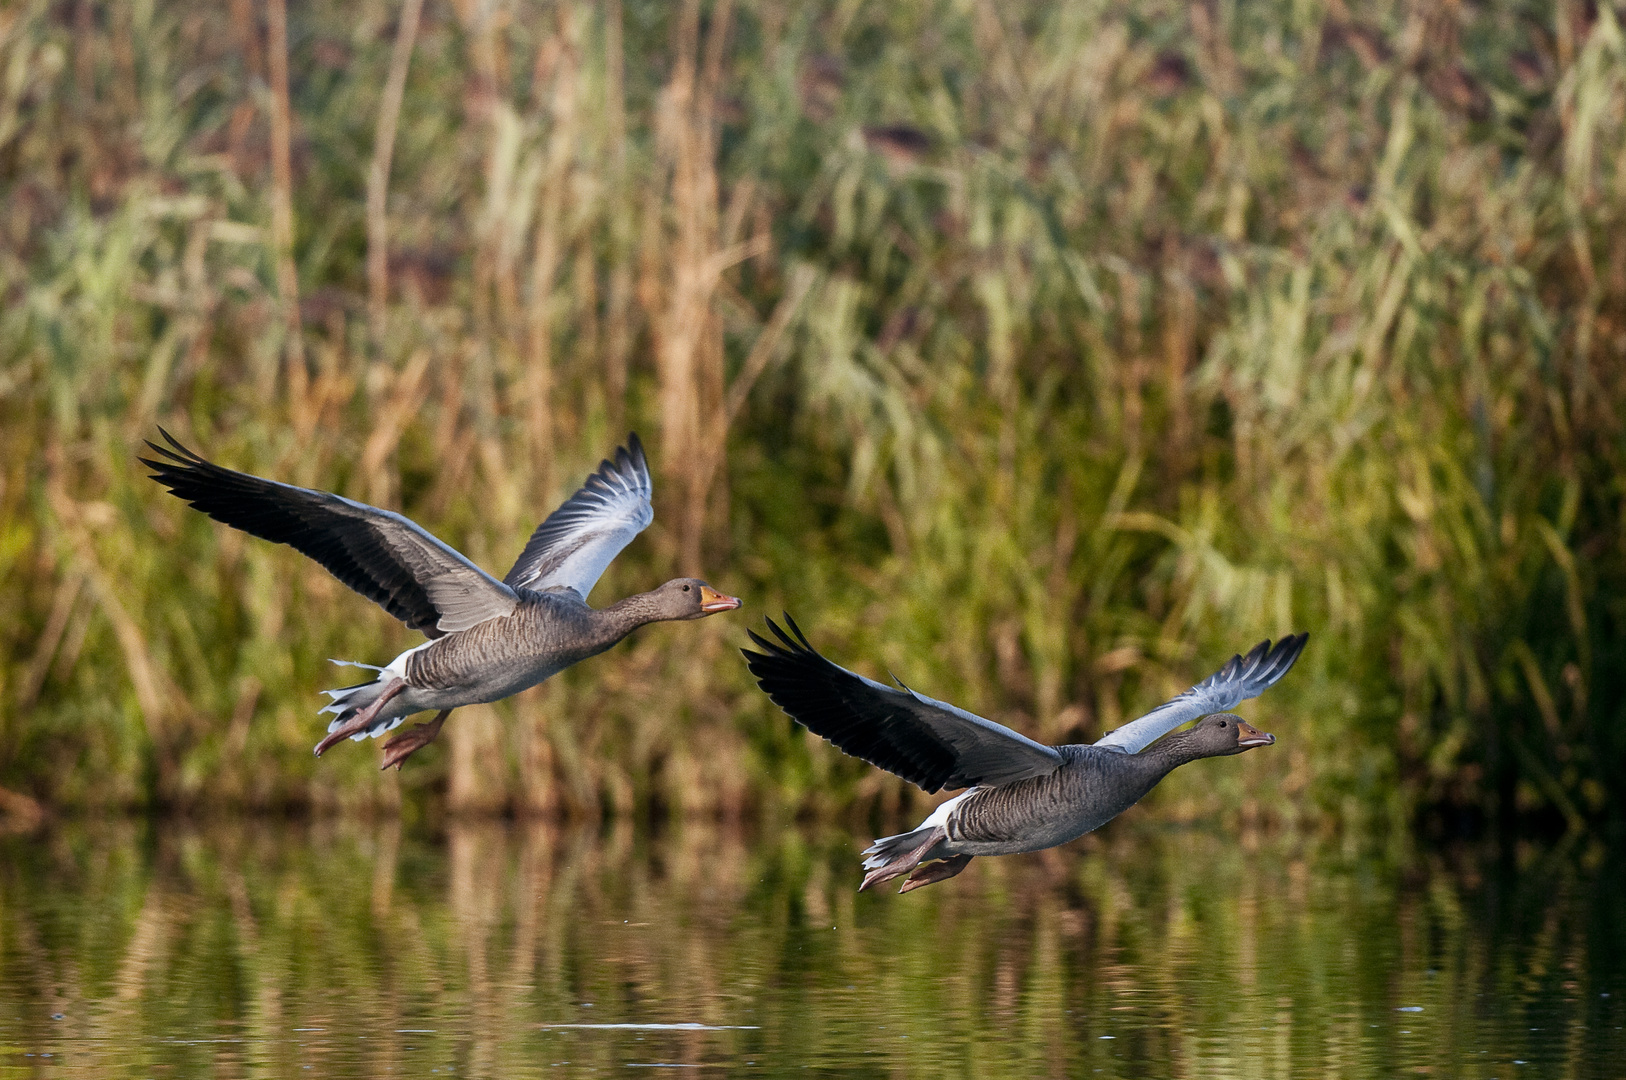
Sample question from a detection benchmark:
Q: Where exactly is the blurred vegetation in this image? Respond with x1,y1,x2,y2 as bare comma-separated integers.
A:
0,0,1622,830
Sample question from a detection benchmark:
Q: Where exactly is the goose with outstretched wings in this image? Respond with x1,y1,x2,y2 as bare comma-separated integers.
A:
144,431,740,769
744,618,1306,892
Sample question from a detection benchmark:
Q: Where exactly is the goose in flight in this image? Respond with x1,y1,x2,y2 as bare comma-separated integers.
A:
144,431,741,769
744,618,1306,892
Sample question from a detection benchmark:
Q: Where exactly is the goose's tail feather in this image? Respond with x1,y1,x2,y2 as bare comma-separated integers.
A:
319,665,408,742
859,825,947,891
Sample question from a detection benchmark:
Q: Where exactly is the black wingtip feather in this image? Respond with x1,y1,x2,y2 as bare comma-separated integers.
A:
141,427,200,480
740,614,961,793
766,612,803,652
140,428,453,636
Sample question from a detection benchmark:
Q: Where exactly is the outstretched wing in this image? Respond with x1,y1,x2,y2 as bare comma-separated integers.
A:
142,429,518,638
504,434,654,599
1093,634,1308,754
742,616,1064,794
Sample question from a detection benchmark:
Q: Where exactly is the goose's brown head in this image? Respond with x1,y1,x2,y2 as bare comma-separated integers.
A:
654,578,742,621
1189,713,1276,756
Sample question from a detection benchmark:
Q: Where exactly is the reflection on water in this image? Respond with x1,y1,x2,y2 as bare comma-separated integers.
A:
0,816,1620,1077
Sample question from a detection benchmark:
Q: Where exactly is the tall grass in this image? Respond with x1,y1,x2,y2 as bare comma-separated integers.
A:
0,0,1621,831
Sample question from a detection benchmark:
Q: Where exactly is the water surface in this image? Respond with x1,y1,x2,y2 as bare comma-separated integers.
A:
0,817,1619,1077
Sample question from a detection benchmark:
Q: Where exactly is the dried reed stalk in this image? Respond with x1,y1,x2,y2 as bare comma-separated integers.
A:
602,0,632,434
523,5,583,499
16,572,84,709
647,0,743,573
366,0,426,349
360,348,433,506
266,0,308,430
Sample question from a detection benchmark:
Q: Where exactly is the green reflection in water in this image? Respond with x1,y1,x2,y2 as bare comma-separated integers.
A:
0,819,1620,1078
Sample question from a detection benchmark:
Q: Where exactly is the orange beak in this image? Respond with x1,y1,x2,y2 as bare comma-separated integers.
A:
698,585,742,613
1236,720,1275,748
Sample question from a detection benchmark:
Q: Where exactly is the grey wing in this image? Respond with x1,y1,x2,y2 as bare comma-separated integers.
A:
142,430,518,638
1093,633,1308,754
742,616,1064,794
504,434,654,598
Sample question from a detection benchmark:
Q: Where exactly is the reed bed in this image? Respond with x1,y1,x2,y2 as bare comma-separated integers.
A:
0,0,1621,832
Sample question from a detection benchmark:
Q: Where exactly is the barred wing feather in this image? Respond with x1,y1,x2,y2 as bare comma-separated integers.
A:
1093,634,1308,755
504,434,654,599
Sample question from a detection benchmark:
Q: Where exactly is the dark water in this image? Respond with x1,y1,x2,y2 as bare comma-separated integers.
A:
0,816,1620,1078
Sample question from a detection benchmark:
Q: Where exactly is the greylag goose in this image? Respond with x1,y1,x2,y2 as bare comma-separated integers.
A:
744,618,1306,892
143,431,741,769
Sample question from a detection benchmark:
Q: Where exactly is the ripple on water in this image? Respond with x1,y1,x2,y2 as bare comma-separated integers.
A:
0,818,1620,1078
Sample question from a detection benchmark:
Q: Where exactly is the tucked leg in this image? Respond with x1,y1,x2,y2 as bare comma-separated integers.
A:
313,678,406,757
859,827,947,892
380,709,451,771
897,854,973,893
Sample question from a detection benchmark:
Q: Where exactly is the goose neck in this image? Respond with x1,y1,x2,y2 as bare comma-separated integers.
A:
600,590,670,635
1131,730,1210,774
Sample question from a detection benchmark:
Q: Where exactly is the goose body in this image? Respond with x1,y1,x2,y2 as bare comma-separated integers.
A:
920,745,1185,856
323,587,687,717
744,618,1306,892
144,431,740,768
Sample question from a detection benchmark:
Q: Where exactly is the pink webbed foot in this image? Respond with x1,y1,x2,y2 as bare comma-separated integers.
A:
380,709,450,771
897,855,973,893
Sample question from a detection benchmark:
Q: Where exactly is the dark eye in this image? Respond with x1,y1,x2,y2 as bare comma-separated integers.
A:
1217,719,1227,727
683,585,691,591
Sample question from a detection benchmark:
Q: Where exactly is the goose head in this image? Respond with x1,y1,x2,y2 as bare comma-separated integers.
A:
649,578,743,621
1188,712,1275,756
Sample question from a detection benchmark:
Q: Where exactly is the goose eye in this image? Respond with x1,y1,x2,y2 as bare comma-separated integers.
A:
683,584,691,591
1217,719,1227,727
